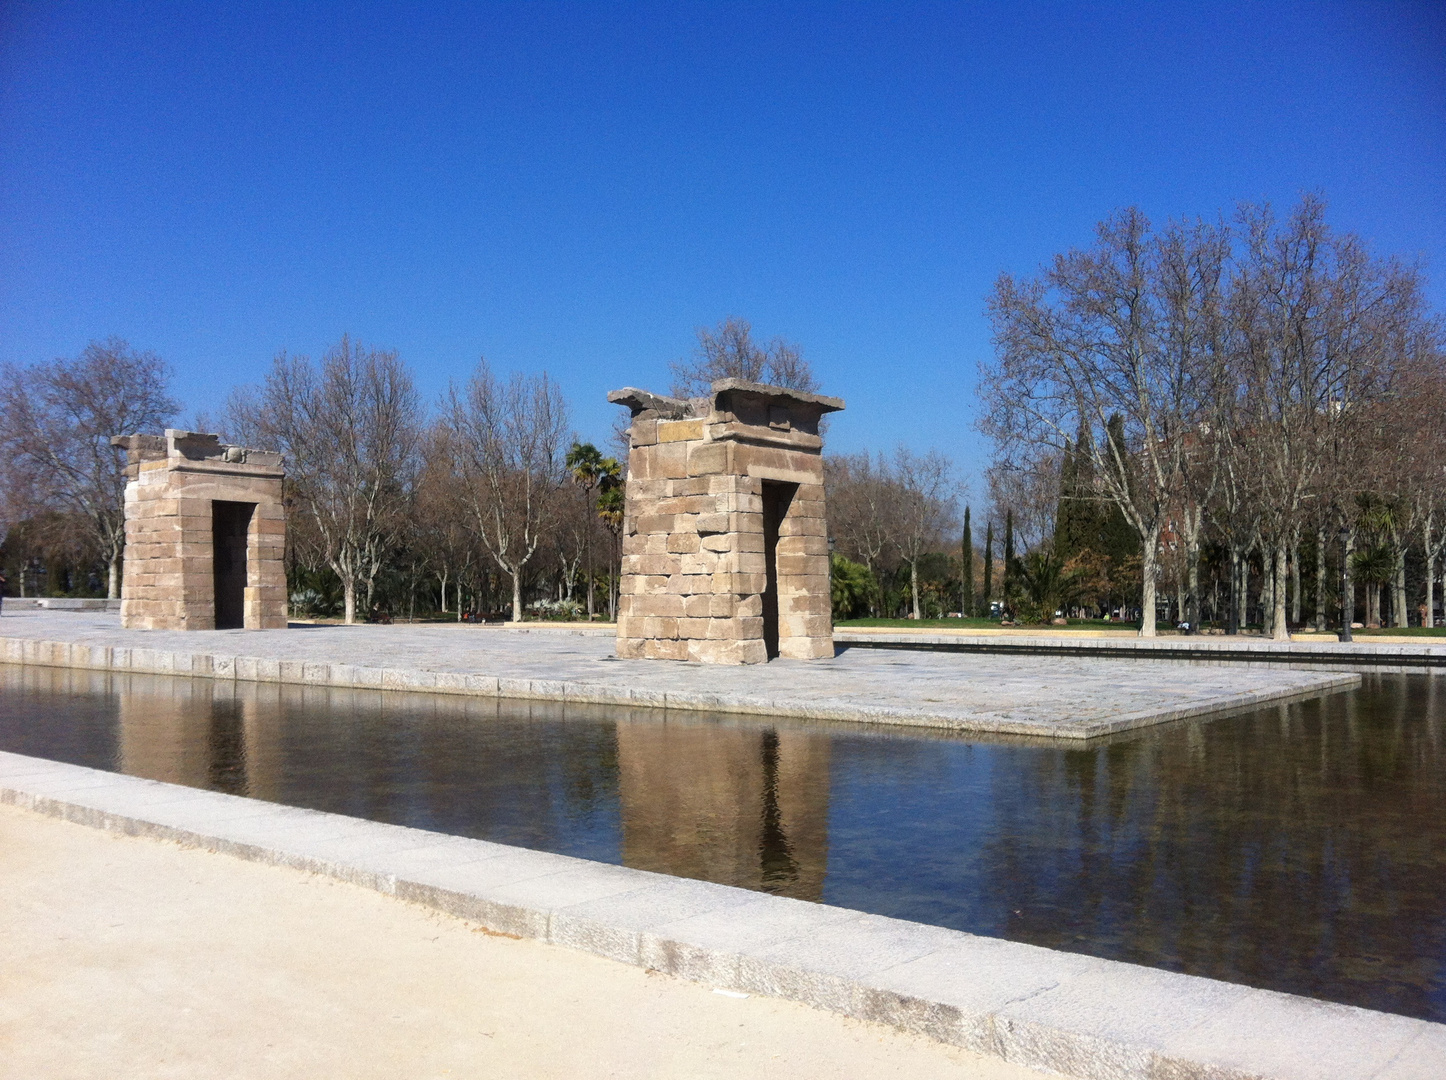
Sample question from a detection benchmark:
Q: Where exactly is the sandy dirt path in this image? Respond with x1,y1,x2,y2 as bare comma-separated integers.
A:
0,802,1057,1079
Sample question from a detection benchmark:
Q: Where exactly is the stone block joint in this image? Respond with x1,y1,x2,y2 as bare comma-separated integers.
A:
609,379,845,664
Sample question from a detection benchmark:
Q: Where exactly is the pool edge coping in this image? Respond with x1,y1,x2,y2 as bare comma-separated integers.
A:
0,751,1439,1080
0,633,1363,742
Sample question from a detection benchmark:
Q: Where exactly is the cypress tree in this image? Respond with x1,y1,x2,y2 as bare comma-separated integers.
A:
1003,509,1016,601
960,506,974,616
982,521,994,614
1054,438,1074,559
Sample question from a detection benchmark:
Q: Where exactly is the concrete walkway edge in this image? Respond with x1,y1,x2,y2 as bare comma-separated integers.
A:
835,630,1446,672
1,751,1439,1080
0,634,1362,739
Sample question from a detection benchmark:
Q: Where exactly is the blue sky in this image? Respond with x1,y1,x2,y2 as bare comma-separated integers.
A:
2,2,1442,498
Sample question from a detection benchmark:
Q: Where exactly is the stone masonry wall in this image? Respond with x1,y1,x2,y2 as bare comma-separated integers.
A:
610,380,844,664
114,431,287,631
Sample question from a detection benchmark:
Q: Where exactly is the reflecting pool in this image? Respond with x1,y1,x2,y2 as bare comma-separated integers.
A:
1,664,1442,1022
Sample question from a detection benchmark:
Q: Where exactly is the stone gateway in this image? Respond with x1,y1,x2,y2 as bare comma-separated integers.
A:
111,431,287,631
608,379,844,664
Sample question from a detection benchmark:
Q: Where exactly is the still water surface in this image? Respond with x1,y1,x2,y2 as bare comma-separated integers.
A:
2,664,1443,1022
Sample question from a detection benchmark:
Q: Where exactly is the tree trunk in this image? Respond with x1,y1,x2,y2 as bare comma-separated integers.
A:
1139,530,1159,638
609,538,619,621
1272,541,1290,641
1289,535,1301,627
585,514,595,621
910,560,921,619
1366,583,1380,628
1393,546,1409,628
1227,547,1241,635
1260,547,1275,635
510,568,523,622
1342,528,1356,633
1314,526,1327,632
107,554,121,600
1185,533,1201,629
343,579,356,625
1425,516,1438,629
439,571,448,614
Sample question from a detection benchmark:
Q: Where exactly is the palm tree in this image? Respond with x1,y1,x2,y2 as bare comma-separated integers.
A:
1351,545,1394,629
565,442,606,618
594,460,624,620
1012,548,1085,626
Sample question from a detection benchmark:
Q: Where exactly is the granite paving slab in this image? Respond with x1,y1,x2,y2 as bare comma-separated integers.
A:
1,751,1439,1080
0,610,1361,740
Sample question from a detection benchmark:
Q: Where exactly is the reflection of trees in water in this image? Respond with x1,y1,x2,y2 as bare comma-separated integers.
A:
0,665,121,771
616,722,828,900
233,692,624,857
979,677,1446,1020
55,676,625,859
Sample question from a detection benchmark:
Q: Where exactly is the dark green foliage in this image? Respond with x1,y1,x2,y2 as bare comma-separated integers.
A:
1012,549,1085,625
960,506,974,617
982,521,994,609
829,552,875,620
1051,417,1139,616
1352,545,1394,586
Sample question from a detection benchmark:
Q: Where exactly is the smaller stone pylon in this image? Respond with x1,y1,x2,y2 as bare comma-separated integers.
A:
112,430,287,631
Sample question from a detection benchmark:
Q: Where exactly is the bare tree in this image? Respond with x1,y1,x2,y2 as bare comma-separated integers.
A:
983,210,1228,636
445,359,570,622
825,451,898,614
892,448,957,619
1232,198,1421,637
669,317,820,397
412,422,473,616
0,339,177,597
235,336,421,624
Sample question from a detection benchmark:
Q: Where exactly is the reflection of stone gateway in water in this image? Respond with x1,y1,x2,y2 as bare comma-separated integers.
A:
615,722,829,901
609,380,844,664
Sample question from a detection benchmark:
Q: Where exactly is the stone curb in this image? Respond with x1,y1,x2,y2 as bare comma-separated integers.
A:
1,751,1439,1080
836,631,1446,673
0,635,1361,741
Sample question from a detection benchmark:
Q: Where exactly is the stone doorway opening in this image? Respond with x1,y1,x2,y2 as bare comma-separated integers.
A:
212,501,254,630
761,480,798,660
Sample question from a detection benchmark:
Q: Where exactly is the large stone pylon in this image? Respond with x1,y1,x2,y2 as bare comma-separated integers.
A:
608,379,844,664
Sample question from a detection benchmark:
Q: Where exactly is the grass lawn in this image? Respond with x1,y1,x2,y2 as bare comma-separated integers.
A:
836,617,1123,630
1338,626,1446,637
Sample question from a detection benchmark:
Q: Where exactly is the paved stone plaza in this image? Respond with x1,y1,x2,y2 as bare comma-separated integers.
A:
0,611,1359,739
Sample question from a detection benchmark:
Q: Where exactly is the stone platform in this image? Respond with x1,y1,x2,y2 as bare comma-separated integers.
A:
0,611,1361,740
